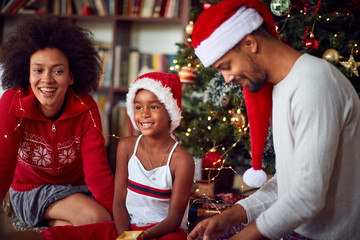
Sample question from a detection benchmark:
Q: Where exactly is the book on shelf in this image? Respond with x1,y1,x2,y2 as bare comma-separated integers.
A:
138,53,155,76
152,0,164,17
120,0,180,18
95,41,112,88
163,0,180,18
103,48,113,87
140,0,155,18
127,49,140,87
1,0,25,13
108,44,176,88
94,0,107,16
113,45,122,88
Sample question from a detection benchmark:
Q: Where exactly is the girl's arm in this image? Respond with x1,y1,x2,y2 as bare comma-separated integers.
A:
139,146,195,240
113,137,132,236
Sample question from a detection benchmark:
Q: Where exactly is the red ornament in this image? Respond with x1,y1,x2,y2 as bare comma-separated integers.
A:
202,149,223,168
203,3,212,10
178,66,197,84
305,36,319,52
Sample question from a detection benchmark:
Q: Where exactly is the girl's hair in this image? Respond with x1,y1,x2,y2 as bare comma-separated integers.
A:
0,16,102,93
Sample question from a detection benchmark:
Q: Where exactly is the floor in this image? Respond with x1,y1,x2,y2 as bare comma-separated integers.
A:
0,211,42,240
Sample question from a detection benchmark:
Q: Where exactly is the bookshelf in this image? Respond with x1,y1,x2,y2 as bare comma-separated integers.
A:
0,0,190,169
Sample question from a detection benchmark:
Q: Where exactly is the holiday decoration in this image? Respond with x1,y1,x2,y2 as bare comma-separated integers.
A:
178,66,197,84
303,22,319,52
230,109,246,129
270,0,292,16
185,21,194,35
202,148,224,168
304,35,319,52
203,2,212,10
203,72,244,107
340,52,360,77
322,49,340,65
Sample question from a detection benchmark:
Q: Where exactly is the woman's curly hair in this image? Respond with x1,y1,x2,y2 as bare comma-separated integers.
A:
0,16,102,93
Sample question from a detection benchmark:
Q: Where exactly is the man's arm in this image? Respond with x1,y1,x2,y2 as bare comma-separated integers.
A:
188,204,247,240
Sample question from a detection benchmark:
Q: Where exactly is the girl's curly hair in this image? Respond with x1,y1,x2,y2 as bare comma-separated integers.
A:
0,16,102,93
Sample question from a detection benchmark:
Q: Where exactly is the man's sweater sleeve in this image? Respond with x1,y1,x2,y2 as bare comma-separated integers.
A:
236,174,278,224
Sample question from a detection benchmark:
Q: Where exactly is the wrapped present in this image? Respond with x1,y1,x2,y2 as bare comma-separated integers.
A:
116,231,143,240
195,181,215,197
216,193,245,205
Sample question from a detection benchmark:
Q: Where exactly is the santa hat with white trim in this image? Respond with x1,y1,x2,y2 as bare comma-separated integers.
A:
126,72,182,134
192,0,277,188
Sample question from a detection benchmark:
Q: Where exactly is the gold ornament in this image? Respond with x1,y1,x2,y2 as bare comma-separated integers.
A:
185,21,194,35
230,109,246,129
340,51,360,77
322,48,340,65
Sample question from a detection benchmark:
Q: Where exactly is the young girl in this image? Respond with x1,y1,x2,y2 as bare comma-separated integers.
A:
113,72,195,240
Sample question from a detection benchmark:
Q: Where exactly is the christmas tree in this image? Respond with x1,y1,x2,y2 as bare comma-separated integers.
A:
172,0,360,175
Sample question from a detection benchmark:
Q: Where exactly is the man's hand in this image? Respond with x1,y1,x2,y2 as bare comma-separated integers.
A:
187,213,231,240
229,222,268,240
188,204,248,240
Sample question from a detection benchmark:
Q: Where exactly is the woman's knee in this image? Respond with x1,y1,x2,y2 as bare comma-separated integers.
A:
71,201,112,226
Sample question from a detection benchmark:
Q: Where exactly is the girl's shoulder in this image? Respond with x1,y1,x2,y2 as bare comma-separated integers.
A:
117,135,140,153
172,143,194,166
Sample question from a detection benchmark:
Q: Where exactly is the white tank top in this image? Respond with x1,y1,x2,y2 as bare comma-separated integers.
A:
126,135,189,230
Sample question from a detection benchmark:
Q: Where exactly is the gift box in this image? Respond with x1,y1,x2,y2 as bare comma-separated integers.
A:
116,231,143,240
195,181,215,197
216,193,244,205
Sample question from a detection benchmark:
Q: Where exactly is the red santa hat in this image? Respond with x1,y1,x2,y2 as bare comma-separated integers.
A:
192,0,277,188
126,72,182,134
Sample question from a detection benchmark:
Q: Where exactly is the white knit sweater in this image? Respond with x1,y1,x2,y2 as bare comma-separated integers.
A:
238,54,360,239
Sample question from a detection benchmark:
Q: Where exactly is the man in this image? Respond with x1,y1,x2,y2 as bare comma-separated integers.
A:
188,0,360,239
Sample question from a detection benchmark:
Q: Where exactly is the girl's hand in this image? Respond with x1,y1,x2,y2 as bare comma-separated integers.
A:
136,231,147,240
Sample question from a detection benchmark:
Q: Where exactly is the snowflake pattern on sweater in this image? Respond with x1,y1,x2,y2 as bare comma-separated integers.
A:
18,132,80,174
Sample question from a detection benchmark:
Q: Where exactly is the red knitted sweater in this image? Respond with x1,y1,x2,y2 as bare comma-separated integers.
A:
0,88,114,213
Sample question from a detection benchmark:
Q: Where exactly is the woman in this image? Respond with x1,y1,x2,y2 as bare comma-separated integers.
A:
0,16,114,229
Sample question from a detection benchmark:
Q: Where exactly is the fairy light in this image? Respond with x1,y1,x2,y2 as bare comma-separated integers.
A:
187,37,192,43
3,90,25,139
207,116,212,121
207,126,211,130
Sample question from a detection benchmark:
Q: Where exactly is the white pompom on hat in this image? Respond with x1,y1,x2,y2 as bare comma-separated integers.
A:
192,0,278,188
126,72,182,133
